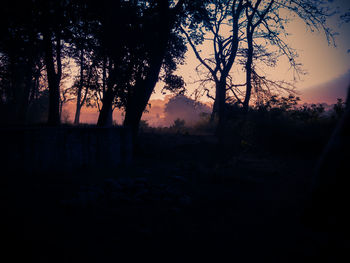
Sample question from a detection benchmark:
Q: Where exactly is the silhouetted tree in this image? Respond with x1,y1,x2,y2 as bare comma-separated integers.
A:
183,0,334,136
182,0,247,137
0,1,42,125
240,0,334,112
68,1,102,125
94,0,130,127
81,0,208,137
243,0,275,111
36,0,72,125
123,0,199,139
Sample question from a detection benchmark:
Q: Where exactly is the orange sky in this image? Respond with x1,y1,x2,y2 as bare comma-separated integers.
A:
152,0,350,104
63,0,350,125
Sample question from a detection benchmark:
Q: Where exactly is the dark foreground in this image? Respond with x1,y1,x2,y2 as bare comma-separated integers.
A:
2,132,349,262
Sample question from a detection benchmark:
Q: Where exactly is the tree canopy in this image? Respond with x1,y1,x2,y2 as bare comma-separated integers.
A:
0,0,343,139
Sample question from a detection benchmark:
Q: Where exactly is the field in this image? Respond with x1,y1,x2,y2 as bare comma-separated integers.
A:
3,119,349,262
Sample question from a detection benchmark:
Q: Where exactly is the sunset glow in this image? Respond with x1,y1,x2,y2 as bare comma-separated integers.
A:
151,0,350,105
3,1,349,258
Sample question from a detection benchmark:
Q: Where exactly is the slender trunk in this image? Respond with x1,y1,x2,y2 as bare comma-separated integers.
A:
102,56,107,95
74,105,81,125
211,81,222,120
8,55,18,122
30,66,40,102
17,58,33,123
8,41,35,125
243,32,253,112
43,30,61,126
56,31,62,119
210,97,218,123
215,80,227,138
74,48,84,125
242,0,274,112
12,62,26,123
210,6,242,127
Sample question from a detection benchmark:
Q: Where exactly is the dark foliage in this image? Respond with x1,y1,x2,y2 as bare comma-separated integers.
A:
1,1,349,262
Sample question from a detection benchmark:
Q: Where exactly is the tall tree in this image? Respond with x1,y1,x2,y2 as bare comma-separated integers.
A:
69,1,101,125
240,0,334,111
182,0,247,136
183,0,335,134
0,0,42,125
243,0,275,111
37,0,74,125
95,0,135,127
90,0,206,139
42,28,62,125
123,0,189,138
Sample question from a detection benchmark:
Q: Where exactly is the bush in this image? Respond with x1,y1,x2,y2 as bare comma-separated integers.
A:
222,97,339,156
139,120,150,131
193,113,216,133
169,118,186,133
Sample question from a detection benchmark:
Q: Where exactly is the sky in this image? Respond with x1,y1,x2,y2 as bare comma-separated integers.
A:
72,0,350,124
151,0,350,104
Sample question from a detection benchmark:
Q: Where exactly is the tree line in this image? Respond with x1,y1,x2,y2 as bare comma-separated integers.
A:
0,0,340,140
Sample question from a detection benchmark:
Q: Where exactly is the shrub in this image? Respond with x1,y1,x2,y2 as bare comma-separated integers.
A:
223,98,339,156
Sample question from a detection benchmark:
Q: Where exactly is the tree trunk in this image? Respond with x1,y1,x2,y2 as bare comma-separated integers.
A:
210,5,242,126
124,100,144,141
243,32,253,112
124,3,172,141
12,62,26,124
30,65,41,102
74,104,82,125
9,55,33,125
74,49,84,125
97,56,116,127
215,80,227,138
97,86,114,127
210,86,220,123
43,30,61,126
17,59,33,123
124,35,169,141
102,56,107,95
124,57,164,140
